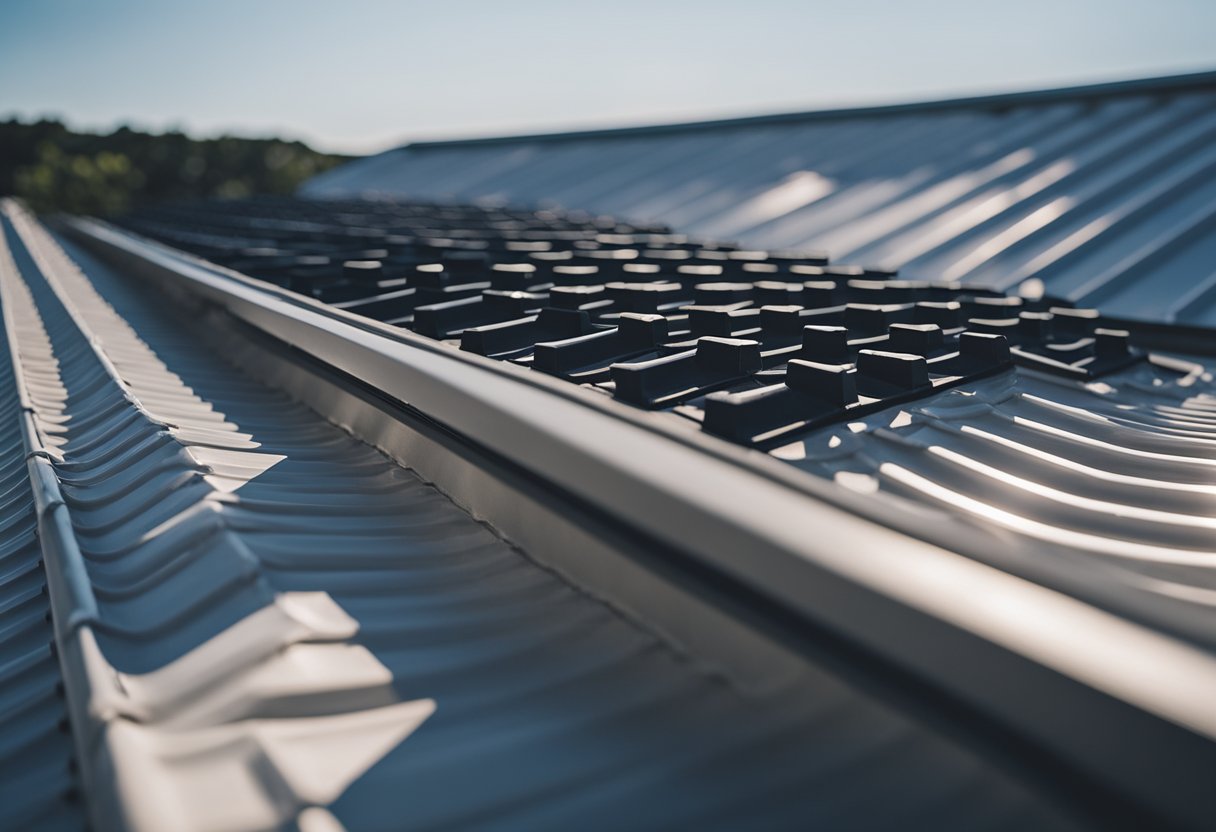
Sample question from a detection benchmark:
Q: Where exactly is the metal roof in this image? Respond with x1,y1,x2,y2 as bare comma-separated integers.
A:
114,196,1216,652
88,194,1216,827
0,258,82,831
2,200,1122,831
6,92,1216,826
303,71,1216,326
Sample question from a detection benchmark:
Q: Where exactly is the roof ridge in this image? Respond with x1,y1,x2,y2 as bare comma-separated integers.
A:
399,68,1216,151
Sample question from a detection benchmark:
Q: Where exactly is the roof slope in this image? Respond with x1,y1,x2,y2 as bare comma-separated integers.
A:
118,195,1216,651
98,194,1216,829
0,201,1096,830
0,227,83,831
303,72,1216,326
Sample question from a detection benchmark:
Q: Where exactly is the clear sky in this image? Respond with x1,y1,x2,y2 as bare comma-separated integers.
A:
2,0,1214,156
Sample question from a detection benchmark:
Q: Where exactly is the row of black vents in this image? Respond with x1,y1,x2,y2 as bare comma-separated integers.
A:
122,198,1153,448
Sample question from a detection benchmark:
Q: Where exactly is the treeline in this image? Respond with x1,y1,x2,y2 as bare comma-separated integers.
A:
0,118,350,216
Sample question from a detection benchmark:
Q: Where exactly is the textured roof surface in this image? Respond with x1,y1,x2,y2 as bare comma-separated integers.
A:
303,72,1216,326
94,194,1216,830
116,196,1216,653
0,232,83,831
776,364,1216,647
1,200,1110,830
7,73,1212,832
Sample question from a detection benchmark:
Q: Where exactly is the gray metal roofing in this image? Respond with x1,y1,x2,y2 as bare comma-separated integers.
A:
0,247,83,831
303,71,1216,326
111,196,1216,655
0,202,1103,830
86,191,1216,823
775,362,1216,647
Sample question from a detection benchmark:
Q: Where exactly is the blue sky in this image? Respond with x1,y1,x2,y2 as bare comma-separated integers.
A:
2,0,1214,155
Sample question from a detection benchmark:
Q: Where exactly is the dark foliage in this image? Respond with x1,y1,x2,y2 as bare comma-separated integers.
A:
0,118,350,216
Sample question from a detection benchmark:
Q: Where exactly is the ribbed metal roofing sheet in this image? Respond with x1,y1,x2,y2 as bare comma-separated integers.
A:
90,195,1216,829
0,233,83,831
303,72,1216,327
1,200,1112,830
113,196,1216,652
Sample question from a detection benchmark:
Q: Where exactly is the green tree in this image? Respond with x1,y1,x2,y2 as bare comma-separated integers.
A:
0,117,350,216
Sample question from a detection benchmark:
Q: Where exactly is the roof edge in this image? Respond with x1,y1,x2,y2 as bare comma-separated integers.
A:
400,68,1216,151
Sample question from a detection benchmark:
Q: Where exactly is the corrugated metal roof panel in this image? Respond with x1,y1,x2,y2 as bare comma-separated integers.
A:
0,233,83,831
91,195,1216,829
113,196,1216,653
0,201,1106,830
303,72,1216,326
